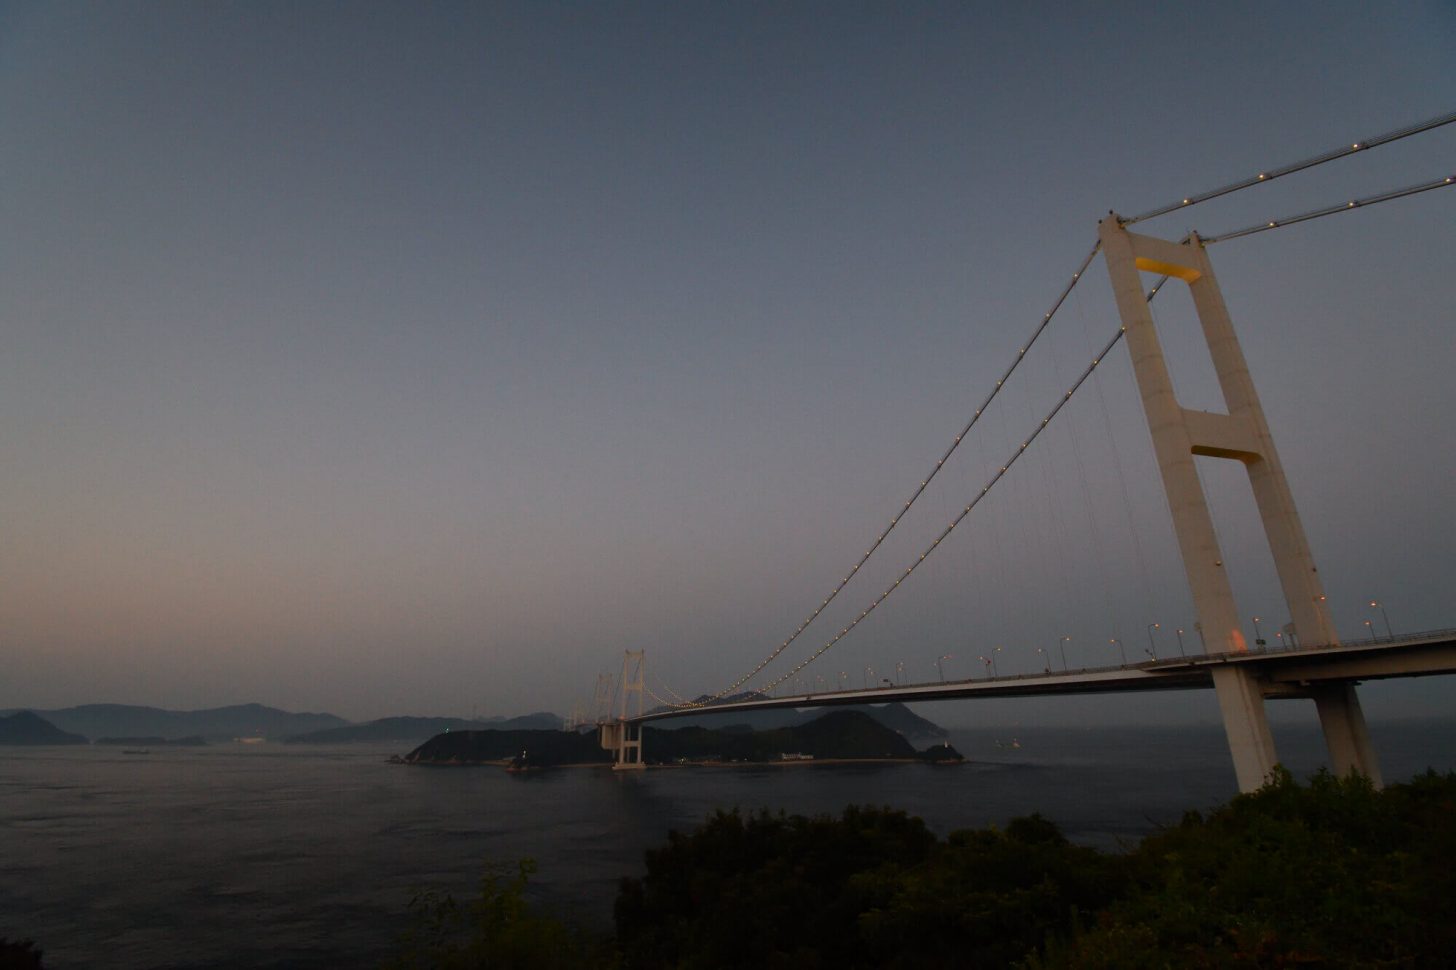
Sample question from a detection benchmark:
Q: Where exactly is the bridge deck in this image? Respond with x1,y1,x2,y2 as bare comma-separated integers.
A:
629,630,1456,723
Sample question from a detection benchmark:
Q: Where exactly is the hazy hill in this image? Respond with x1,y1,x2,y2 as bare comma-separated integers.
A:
401,728,609,765
645,709,919,763
284,712,562,743
645,702,948,739
399,712,919,766
0,710,89,745
7,703,348,742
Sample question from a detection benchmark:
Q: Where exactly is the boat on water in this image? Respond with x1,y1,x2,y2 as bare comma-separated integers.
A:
505,750,530,773
122,749,150,755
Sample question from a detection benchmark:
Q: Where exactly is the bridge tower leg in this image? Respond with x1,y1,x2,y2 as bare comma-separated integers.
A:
1311,683,1382,786
1098,216,1364,792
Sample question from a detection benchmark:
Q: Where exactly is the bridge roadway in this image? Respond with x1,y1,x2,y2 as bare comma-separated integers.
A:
629,629,1456,723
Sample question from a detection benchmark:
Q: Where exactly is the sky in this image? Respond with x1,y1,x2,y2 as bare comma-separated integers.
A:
1,1,1452,726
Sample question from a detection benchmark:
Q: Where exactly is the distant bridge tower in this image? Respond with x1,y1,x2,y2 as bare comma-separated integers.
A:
598,650,647,770
1100,216,1378,792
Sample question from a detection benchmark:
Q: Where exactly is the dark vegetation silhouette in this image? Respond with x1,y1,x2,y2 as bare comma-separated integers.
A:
0,938,44,969
387,769,1456,968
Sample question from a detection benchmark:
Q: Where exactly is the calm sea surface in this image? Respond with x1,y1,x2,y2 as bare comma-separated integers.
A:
4,718,1454,968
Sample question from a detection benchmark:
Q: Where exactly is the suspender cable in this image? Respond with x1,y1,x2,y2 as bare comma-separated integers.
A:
696,243,1104,704
759,318,1135,694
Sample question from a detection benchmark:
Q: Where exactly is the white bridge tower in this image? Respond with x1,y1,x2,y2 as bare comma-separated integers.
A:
1100,216,1379,792
597,649,647,770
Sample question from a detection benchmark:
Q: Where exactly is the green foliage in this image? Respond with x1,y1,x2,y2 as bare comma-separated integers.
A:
383,858,607,970
387,770,1456,969
0,938,45,970
614,806,1110,969
1031,768,1456,969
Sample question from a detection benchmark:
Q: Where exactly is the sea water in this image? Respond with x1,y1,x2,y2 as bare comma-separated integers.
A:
3,719,1453,969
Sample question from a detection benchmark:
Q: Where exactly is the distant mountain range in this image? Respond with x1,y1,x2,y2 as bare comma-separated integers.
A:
282,712,562,743
0,710,88,745
0,704,565,744
0,703,348,742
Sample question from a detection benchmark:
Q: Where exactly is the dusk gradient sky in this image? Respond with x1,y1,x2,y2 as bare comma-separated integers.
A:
2,2,1453,725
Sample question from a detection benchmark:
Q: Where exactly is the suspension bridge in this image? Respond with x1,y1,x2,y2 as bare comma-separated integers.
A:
593,112,1456,792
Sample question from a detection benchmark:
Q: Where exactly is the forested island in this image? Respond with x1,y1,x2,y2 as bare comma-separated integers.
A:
0,711,87,746
398,710,962,767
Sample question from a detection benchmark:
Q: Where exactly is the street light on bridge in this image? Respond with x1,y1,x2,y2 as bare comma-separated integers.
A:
1364,619,1377,642
936,654,951,682
1059,636,1071,671
1035,646,1050,673
1110,638,1127,665
1369,600,1393,638
1175,628,1186,656
1252,616,1265,647
1146,622,1160,660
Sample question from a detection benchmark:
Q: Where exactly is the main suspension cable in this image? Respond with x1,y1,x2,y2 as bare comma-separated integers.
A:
1200,173,1454,243
698,243,1104,703
756,319,1135,695
1125,108,1456,225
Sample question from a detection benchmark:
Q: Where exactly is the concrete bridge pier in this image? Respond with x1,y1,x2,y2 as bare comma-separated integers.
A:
1212,667,1279,792
1310,682,1382,787
598,720,645,770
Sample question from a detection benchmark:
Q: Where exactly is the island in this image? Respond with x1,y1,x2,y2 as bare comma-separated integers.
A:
399,710,963,767
398,728,611,766
0,711,89,745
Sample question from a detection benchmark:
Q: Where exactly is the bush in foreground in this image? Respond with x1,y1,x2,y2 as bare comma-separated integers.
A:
388,769,1456,968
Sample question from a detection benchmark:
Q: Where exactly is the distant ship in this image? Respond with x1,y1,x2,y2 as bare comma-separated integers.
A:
234,736,266,744
506,750,530,773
